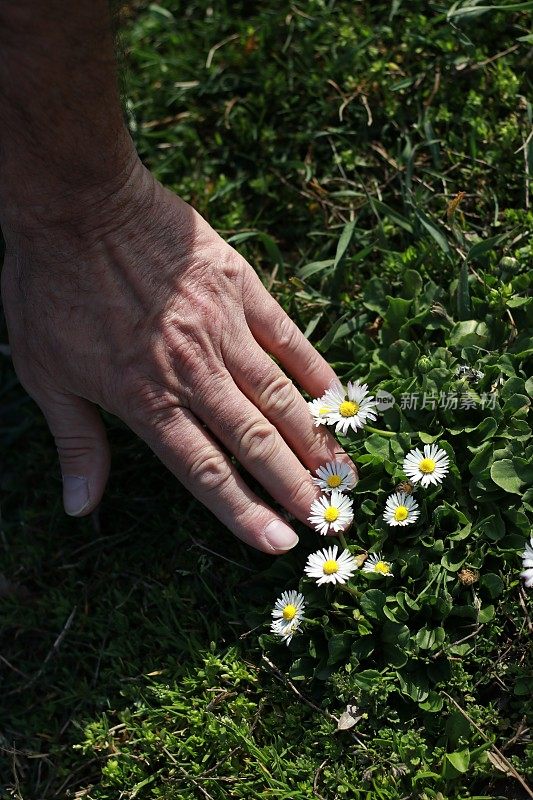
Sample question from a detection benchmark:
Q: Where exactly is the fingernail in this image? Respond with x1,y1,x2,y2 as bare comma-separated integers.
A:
264,520,299,552
62,475,90,516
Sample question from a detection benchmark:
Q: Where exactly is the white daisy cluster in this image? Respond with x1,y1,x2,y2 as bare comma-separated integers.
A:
271,380,455,645
308,380,378,433
271,542,395,644
380,443,450,528
270,372,530,651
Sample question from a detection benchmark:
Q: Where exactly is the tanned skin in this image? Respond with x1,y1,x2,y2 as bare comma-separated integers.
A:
0,1,356,553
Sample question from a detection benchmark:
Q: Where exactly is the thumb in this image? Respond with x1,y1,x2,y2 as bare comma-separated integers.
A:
40,392,111,516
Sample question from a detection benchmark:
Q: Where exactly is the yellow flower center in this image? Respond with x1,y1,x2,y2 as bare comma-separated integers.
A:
324,506,339,523
326,474,342,488
323,559,339,575
394,505,409,521
419,457,436,474
374,561,390,575
282,604,297,621
339,400,360,418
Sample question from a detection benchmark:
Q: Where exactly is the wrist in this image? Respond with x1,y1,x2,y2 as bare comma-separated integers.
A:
0,140,147,243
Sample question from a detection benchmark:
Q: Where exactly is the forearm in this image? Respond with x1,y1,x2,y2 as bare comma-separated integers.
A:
0,0,136,230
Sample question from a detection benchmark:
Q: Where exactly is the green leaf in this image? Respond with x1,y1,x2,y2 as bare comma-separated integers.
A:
419,691,444,712
227,230,285,279
447,320,490,348
441,550,466,572
480,573,504,598
315,313,350,352
448,2,533,20
514,677,531,695
327,633,353,666
383,643,408,668
360,589,387,621
382,297,413,344
381,622,410,646
364,434,391,460
303,311,323,340
466,232,509,261
506,296,531,308
502,393,530,417
353,669,381,690
478,604,495,623
131,775,156,798
333,220,356,269
362,276,388,314
148,3,175,20
401,269,423,299
446,711,471,746
490,458,533,494
469,441,493,476
457,262,471,320
371,199,413,233
397,670,429,702
415,208,450,255
444,750,470,775
416,626,446,650
297,259,334,280
289,658,316,681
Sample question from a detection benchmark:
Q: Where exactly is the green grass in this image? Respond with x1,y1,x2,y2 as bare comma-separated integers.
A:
1,1,532,798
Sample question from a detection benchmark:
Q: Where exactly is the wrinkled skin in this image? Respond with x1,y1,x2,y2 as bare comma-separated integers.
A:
2,160,355,553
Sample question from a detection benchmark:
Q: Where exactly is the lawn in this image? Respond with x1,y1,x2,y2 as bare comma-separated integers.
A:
1,1,532,798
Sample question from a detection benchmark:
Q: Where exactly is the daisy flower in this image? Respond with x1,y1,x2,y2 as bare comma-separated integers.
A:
521,569,533,589
321,381,378,434
383,491,420,526
308,397,333,427
313,460,357,493
521,536,533,588
270,590,305,644
308,489,354,535
362,553,393,577
304,544,358,586
403,444,449,487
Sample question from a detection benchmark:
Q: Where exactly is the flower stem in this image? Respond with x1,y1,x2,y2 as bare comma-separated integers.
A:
338,532,349,550
338,583,361,599
364,425,396,437
301,616,321,626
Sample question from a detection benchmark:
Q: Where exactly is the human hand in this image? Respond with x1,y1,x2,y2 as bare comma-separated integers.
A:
1,160,356,553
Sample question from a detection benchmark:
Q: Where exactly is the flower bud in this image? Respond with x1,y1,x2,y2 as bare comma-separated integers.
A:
499,256,518,270
417,356,432,374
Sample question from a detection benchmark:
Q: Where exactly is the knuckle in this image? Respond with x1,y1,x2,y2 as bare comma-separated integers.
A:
55,435,98,463
276,315,300,352
299,345,323,376
119,374,177,427
170,329,212,380
285,476,316,511
232,503,267,539
185,448,232,495
217,246,246,283
161,312,223,391
259,374,297,417
304,429,337,463
239,418,279,463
